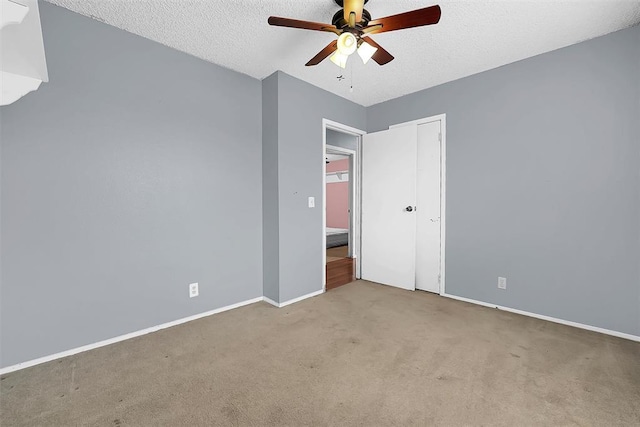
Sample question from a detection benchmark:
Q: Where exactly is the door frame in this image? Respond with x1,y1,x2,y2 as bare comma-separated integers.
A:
389,113,447,296
322,119,366,291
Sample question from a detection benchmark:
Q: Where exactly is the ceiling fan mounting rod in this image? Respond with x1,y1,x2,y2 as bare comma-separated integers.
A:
348,11,356,28
331,9,371,33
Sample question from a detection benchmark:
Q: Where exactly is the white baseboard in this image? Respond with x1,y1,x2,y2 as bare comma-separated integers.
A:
279,289,324,307
263,289,324,308
0,296,264,375
1,289,328,375
442,293,640,342
6,289,632,374
263,296,279,307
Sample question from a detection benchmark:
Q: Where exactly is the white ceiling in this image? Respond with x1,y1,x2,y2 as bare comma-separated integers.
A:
45,0,640,106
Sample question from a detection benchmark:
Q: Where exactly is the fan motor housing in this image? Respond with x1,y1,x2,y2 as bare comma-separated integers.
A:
333,0,369,6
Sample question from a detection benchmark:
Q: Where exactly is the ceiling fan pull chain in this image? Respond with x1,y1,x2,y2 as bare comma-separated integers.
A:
350,59,354,93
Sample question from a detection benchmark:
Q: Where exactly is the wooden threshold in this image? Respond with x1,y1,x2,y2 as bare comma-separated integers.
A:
326,257,354,290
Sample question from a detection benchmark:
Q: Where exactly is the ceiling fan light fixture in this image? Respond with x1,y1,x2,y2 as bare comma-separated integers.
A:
336,32,357,55
357,41,378,64
330,51,349,68
268,4,442,68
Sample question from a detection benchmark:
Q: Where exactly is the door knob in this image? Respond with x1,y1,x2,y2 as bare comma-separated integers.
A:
405,206,414,212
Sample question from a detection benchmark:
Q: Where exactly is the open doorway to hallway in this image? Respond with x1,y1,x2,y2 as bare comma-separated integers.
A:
326,150,352,289
323,122,364,291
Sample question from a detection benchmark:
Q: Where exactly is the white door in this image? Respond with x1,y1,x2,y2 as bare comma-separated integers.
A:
415,121,442,293
361,126,418,290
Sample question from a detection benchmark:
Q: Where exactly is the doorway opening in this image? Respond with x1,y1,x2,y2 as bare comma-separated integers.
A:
326,149,353,290
322,120,365,291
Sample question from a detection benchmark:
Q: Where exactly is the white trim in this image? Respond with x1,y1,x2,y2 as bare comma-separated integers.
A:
1,287,334,374
278,289,325,308
322,119,366,290
442,293,640,342
0,296,264,375
389,114,447,130
262,296,279,307
263,290,325,308
324,119,366,137
388,114,447,295
440,116,447,296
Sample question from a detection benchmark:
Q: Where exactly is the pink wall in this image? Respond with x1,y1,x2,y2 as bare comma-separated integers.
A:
326,159,349,229
326,158,349,173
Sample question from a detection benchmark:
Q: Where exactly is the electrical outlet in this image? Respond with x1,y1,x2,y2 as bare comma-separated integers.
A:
498,277,507,290
189,283,199,298
308,197,315,208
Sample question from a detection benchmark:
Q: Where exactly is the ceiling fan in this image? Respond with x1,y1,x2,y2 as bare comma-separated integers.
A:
268,0,441,68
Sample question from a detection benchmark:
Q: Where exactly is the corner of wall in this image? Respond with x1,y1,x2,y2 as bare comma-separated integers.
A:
262,72,280,303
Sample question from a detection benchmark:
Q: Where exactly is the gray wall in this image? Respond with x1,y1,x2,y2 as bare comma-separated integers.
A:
274,72,366,302
326,129,358,151
0,3,263,368
2,4,637,370
262,73,279,302
367,26,640,336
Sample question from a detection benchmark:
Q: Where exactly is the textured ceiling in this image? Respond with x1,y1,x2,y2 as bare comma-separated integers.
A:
45,0,640,106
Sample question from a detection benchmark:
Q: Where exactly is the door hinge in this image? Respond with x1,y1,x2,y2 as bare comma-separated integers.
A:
438,274,441,284
438,132,442,142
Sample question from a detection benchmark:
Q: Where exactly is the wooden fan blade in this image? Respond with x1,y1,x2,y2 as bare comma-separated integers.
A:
306,40,338,66
268,16,339,34
343,0,364,25
367,5,441,34
361,37,394,65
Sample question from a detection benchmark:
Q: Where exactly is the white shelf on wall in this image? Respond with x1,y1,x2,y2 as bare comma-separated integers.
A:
326,171,349,183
